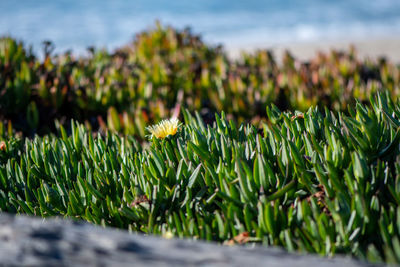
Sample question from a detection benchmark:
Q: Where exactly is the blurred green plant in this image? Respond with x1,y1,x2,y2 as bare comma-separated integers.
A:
1,24,399,137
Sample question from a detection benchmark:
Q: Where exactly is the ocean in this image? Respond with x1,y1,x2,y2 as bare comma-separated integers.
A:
1,0,400,55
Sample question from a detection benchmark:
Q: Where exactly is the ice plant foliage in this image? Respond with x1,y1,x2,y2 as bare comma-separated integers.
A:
2,26,400,138
146,118,180,139
3,93,400,263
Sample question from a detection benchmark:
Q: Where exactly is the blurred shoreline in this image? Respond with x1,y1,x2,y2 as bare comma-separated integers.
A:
226,37,400,63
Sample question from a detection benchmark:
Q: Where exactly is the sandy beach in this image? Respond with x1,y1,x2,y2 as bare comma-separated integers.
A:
227,38,400,63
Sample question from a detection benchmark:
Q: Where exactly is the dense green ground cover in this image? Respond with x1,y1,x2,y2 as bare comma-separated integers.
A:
2,93,400,263
1,24,399,138
2,24,400,263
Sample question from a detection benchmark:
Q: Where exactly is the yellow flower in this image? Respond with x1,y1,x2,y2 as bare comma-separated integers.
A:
146,118,180,139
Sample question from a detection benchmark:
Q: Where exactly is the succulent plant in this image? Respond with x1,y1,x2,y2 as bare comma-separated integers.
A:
1,24,399,137
1,93,400,263
1,24,400,263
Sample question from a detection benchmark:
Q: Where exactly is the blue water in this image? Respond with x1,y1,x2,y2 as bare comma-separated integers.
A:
1,0,400,55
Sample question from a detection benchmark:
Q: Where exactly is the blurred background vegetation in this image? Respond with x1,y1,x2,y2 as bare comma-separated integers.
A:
1,24,399,140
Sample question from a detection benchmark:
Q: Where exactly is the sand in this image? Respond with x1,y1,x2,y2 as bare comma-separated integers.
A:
226,38,400,63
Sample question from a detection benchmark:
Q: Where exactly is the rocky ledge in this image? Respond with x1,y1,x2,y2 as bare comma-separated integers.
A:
0,213,379,267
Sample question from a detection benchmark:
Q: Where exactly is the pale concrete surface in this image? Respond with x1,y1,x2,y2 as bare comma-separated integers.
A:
0,213,382,267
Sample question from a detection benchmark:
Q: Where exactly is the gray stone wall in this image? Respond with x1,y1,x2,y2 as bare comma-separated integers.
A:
0,213,380,267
